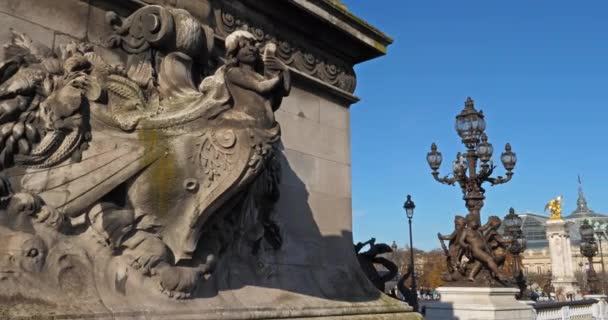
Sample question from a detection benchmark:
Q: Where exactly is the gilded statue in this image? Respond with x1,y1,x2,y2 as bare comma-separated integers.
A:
545,195,563,220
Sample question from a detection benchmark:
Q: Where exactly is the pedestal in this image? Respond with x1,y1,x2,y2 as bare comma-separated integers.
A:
425,287,535,320
546,219,580,295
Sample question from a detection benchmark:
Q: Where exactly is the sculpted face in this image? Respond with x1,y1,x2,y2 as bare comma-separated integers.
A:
0,231,47,281
236,37,259,65
455,216,465,228
466,215,479,229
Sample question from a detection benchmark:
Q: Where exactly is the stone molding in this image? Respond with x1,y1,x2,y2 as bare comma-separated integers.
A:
0,304,418,320
113,0,384,103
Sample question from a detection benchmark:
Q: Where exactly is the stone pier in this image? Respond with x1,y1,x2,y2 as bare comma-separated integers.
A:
0,0,421,319
546,218,580,295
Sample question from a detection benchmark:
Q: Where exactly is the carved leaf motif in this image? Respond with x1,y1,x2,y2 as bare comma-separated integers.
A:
126,56,155,88
106,74,147,111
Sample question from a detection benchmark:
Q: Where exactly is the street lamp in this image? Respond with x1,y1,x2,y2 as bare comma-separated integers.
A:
580,220,600,294
592,223,607,294
503,208,528,298
504,208,526,271
403,195,418,312
427,97,516,226
428,97,517,285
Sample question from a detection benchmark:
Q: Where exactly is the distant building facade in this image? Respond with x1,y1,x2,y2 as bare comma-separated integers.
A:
520,186,608,279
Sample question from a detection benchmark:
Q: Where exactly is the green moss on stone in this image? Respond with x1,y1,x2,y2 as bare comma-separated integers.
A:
327,0,348,11
322,0,393,50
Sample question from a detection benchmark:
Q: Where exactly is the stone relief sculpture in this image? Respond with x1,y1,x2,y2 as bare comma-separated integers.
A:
0,3,290,303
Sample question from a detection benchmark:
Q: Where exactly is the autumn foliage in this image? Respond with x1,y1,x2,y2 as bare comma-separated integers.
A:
390,247,448,289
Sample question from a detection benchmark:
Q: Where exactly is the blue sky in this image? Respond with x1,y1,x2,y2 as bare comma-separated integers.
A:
342,1,608,250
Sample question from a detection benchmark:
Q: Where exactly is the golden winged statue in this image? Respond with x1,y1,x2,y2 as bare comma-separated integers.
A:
545,195,564,220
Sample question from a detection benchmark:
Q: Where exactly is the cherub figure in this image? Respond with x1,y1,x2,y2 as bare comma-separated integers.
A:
482,216,510,267
438,215,466,275
458,214,507,282
545,195,563,220
220,30,290,129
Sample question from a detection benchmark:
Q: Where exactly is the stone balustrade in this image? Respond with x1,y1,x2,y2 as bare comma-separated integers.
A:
534,300,597,320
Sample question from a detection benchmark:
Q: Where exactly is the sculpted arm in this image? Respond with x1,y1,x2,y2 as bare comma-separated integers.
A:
458,229,469,249
226,68,282,94
439,230,456,241
478,222,491,233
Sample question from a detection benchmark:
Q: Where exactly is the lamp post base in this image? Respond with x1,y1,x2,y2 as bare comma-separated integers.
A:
424,287,535,320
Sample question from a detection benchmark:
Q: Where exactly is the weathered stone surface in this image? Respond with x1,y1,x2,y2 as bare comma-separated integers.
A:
425,287,535,320
280,86,322,123
0,12,54,59
546,219,580,294
277,110,350,165
176,0,212,22
320,97,351,130
282,148,351,198
0,0,89,39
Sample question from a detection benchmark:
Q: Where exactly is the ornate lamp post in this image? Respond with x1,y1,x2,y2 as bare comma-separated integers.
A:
403,195,418,312
504,208,527,285
428,98,518,285
580,220,600,294
502,208,530,298
427,97,516,226
592,223,607,294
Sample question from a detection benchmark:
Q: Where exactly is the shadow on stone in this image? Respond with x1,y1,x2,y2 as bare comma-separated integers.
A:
201,145,382,303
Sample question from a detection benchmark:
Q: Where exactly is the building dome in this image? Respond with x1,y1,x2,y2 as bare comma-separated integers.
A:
563,185,608,220
519,181,608,245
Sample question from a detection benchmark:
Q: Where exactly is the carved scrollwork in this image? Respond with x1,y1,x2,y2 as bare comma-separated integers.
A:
106,5,175,54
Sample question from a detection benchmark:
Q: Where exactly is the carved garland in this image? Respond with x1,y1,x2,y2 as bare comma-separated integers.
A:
215,8,357,94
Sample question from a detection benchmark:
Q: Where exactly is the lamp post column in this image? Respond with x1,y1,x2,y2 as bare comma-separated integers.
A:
598,235,606,294
403,195,418,312
408,217,416,300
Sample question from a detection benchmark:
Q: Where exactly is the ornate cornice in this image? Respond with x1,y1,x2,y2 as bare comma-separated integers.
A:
214,6,357,94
